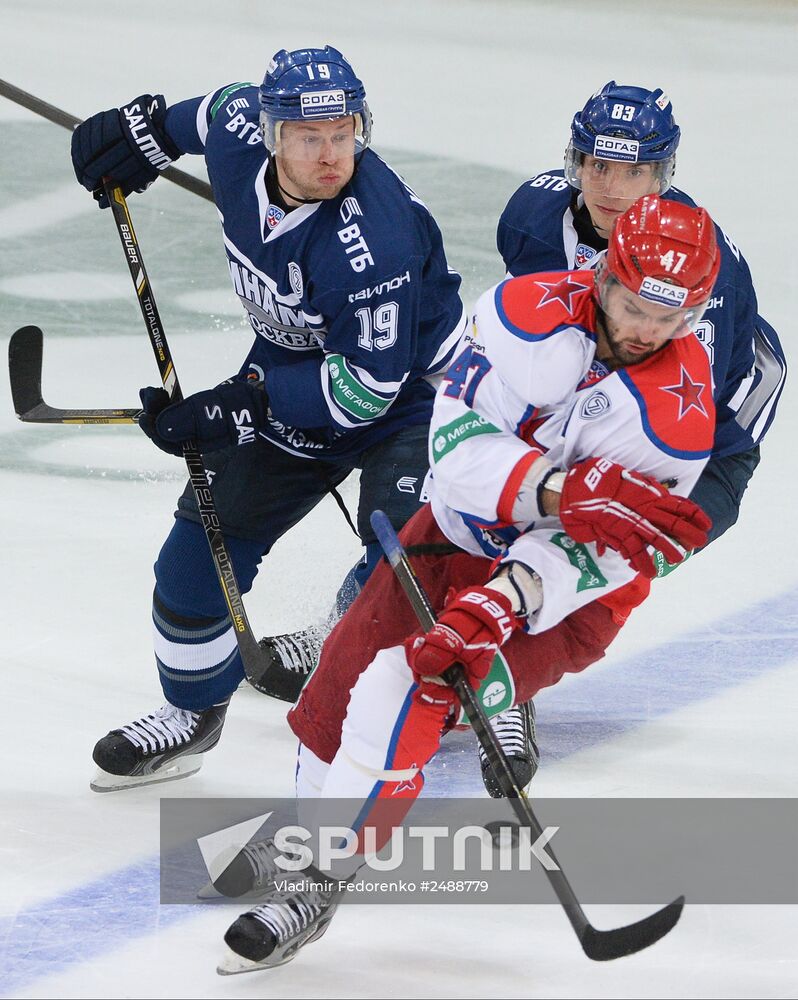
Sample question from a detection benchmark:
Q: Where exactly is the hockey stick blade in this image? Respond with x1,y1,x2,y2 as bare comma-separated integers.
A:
9,325,43,417
8,326,140,424
579,895,685,961
370,509,685,960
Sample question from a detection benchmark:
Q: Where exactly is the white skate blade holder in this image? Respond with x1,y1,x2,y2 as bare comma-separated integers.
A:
89,753,204,792
217,911,335,975
217,947,297,976
197,880,223,900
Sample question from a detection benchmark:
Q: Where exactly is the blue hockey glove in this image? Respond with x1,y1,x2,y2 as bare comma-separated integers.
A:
138,380,269,456
71,94,180,208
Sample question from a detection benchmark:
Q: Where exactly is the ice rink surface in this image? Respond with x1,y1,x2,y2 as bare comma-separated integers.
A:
1,1,796,996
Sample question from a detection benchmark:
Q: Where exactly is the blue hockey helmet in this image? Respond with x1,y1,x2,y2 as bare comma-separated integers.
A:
259,46,372,155
565,82,681,193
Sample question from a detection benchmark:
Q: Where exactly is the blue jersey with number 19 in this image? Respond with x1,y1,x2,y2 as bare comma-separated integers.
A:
161,83,466,462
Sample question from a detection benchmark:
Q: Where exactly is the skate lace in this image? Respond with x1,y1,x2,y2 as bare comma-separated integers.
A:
249,890,324,944
121,703,199,754
479,704,530,762
270,627,326,676
242,839,282,888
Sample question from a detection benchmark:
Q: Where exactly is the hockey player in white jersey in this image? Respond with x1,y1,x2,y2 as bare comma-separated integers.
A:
484,81,786,798
215,195,717,973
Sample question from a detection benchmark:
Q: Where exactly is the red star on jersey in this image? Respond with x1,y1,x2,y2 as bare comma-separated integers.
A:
534,276,591,313
660,365,709,420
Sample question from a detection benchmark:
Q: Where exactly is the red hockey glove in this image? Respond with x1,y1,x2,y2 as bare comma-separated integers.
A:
406,586,520,702
559,457,711,579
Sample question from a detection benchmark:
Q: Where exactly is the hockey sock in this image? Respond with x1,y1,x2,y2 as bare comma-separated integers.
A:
153,519,265,708
152,590,241,710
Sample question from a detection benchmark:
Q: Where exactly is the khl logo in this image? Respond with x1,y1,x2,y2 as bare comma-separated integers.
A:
580,391,611,419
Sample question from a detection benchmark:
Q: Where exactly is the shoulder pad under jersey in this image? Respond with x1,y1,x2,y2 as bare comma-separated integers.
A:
617,335,715,460
495,270,596,341
476,272,597,407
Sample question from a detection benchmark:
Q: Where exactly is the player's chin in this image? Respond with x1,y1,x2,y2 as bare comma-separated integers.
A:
307,181,347,200
587,203,623,231
618,346,657,365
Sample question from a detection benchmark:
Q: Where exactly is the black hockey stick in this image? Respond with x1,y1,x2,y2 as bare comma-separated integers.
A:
9,326,141,424
369,509,684,962
0,78,214,203
102,180,291,697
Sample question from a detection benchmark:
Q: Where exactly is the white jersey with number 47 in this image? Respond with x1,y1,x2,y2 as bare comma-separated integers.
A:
426,271,715,634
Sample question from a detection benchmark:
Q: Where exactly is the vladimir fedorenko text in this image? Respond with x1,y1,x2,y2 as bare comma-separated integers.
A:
273,878,490,895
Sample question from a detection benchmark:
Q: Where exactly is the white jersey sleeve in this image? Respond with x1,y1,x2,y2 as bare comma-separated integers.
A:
428,281,594,528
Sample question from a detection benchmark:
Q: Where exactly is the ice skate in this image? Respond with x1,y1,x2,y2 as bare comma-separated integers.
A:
479,700,539,797
217,878,340,975
255,624,329,701
198,836,285,900
90,699,229,792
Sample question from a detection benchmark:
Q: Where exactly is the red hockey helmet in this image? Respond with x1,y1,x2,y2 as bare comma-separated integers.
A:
605,194,720,310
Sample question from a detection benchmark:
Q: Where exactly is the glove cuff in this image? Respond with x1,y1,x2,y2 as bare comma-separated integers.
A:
452,586,519,647
508,454,558,527
487,563,543,622
119,94,180,181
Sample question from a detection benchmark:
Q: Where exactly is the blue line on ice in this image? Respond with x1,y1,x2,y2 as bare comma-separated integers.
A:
2,587,796,993
0,858,186,996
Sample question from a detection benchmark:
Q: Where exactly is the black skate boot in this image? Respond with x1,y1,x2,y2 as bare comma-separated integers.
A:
218,877,341,975
198,837,285,900
480,700,539,797
255,624,329,702
90,699,229,792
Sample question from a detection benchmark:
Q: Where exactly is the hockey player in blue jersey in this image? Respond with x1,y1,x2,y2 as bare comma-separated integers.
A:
483,81,787,797
71,46,467,791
